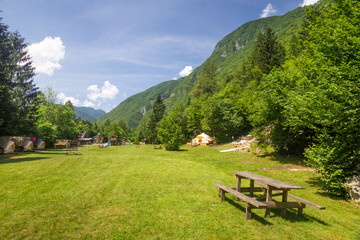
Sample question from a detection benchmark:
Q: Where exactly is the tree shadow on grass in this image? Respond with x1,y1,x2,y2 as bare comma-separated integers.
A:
0,154,49,165
256,152,306,166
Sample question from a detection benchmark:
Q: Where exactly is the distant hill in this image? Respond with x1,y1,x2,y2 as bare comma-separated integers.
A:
100,5,308,129
98,79,182,128
74,106,106,122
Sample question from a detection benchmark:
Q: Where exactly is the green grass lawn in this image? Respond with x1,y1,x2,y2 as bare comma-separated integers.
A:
0,144,359,240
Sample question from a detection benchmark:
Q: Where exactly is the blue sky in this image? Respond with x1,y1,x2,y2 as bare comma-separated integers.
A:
0,0,318,112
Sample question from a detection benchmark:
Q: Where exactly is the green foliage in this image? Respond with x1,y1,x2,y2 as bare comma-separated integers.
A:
250,0,360,195
34,88,79,145
0,19,39,136
158,111,185,151
192,60,217,98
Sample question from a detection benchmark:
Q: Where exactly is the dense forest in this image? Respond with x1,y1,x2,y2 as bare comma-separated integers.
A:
1,0,359,196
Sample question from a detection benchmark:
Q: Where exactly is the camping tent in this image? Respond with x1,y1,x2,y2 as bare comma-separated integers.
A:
192,133,214,146
11,137,33,152
0,136,15,154
34,139,46,150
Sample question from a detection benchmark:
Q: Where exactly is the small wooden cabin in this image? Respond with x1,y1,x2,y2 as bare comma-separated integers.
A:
110,135,118,146
54,139,70,149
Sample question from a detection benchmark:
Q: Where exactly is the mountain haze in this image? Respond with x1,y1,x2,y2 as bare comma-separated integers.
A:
74,106,106,122
100,6,307,129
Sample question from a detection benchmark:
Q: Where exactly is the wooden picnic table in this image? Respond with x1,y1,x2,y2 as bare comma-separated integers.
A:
230,171,304,218
214,171,325,220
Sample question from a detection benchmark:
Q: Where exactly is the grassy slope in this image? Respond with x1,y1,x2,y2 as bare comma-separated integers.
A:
0,145,359,239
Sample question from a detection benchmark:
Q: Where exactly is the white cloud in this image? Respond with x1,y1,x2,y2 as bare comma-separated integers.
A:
172,77,177,80
86,81,119,102
57,92,81,106
179,65,193,77
260,4,278,18
122,92,128,99
300,0,319,7
27,37,65,76
83,100,95,108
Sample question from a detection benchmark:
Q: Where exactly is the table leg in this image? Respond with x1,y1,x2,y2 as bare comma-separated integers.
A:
220,189,225,202
246,202,252,220
236,176,242,201
250,179,254,197
281,190,288,217
265,187,273,218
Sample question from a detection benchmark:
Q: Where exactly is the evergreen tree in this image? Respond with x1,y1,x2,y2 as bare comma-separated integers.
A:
0,19,39,136
252,27,286,75
146,95,165,143
192,60,217,98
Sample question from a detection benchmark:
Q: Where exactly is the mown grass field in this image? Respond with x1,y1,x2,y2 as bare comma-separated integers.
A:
0,144,359,240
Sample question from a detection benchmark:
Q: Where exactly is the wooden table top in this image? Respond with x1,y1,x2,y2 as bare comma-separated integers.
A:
230,171,305,190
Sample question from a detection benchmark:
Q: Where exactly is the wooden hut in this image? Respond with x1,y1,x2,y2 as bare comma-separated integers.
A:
93,133,103,143
110,135,118,146
11,137,33,152
0,136,15,154
54,139,70,149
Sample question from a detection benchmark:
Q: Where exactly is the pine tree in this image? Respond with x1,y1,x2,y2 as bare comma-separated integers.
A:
146,95,165,144
0,19,39,136
252,27,286,75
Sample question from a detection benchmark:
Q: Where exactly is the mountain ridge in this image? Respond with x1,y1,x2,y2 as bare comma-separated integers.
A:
74,106,106,122
99,5,308,129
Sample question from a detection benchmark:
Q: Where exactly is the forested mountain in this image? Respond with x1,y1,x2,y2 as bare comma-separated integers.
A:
73,106,106,122
98,79,181,128
100,6,307,129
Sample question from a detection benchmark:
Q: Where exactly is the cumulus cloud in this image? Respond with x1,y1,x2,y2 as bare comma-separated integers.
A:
57,92,81,106
27,37,65,76
86,81,119,102
83,100,95,108
260,3,278,18
300,0,319,6
179,65,193,77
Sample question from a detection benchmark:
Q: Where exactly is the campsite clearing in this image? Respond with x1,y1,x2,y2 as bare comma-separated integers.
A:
0,144,359,239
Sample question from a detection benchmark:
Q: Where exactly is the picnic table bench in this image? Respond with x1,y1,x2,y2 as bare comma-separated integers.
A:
214,171,325,220
65,147,79,154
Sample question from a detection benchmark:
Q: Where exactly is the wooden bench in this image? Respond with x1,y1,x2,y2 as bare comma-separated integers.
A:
254,181,325,216
65,148,79,154
214,183,267,220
